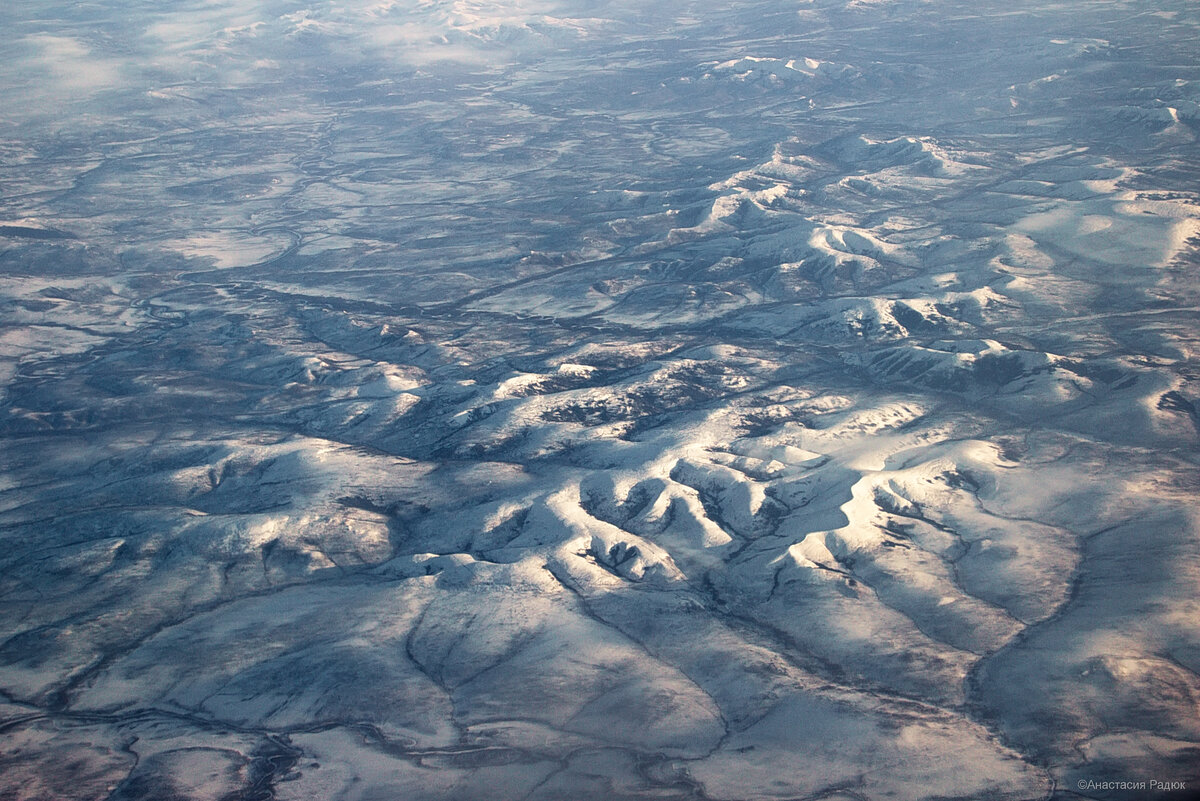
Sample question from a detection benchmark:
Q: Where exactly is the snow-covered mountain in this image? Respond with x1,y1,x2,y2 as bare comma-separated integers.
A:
2,0,1199,799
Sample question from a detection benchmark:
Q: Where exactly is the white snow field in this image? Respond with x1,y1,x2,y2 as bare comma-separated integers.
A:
1,0,1199,799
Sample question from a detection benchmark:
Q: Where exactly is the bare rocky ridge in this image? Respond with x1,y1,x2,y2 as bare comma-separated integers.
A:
1,0,1199,799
